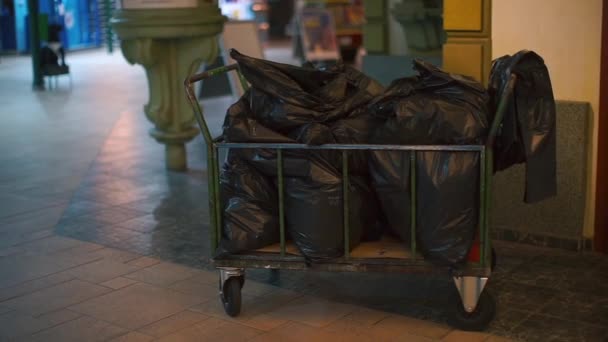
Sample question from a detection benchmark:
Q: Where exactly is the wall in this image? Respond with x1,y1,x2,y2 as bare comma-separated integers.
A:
492,0,603,237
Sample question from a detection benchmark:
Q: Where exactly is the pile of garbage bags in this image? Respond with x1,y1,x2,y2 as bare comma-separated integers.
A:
214,49,556,265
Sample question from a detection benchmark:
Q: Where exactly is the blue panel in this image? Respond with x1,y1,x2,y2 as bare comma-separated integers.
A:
14,0,27,52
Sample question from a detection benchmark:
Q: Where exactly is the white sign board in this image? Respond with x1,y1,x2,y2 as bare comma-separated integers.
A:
122,0,197,9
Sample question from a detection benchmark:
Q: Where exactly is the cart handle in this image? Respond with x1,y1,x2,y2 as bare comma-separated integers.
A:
184,64,248,146
486,74,517,149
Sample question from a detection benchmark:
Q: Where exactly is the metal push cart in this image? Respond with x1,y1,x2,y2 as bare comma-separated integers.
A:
185,64,516,331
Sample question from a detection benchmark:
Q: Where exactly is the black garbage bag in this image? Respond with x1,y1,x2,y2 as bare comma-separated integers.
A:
231,49,384,132
416,151,479,265
222,90,295,143
368,150,412,243
284,172,374,260
370,59,490,145
331,108,385,176
488,50,556,203
369,59,489,265
216,153,279,256
235,145,379,259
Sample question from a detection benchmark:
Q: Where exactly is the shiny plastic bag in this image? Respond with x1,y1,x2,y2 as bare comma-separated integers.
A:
368,59,489,265
284,174,374,260
231,49,384,132
370,59,489,145
416,151,479,265
216,153,279,256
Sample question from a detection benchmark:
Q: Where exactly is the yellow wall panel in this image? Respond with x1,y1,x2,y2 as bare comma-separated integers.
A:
442,42,483,82
444,0,483,31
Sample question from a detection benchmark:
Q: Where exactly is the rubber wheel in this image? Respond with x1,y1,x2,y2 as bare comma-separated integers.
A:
237,275,245,288
448,289,496,331
221,278,242,317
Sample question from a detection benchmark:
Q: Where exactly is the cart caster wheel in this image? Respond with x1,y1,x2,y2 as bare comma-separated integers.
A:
237,275,245,288
220,278,242,317
448,290,496,331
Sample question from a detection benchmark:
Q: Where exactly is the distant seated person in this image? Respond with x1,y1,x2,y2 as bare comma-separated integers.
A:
40,23,69,76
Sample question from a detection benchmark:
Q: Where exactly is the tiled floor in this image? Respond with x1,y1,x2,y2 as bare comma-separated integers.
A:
0,49,607,341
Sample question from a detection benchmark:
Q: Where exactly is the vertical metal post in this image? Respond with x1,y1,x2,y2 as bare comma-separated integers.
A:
27,0,43,90
277,149,286,256
207,145,218,252
104,0,113,53
342,151,350,258
484,148,493,266
410,152,417,258
213,146,222,246
478,149,487,267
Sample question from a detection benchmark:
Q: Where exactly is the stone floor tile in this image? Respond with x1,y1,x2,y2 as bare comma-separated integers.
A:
265,295,356,328
344,307,390,325
117,214,176,233
484,335,519,342
101,277,139,290
78,207,148,225
0,205,65,235
124,262,199,287
18,235,83,255
86,247,142,263
0,254,76,289
509,314,608,342
539,290,608,327
109,331,155,342
0,193,60,220
44,247,107,269
0,311,56,340
374,315,452,340
393,333,440,342
2,279,112,316
250,321,357,342
156,317,263,342
442,330,488,342
66,259,141,283
69,282,205,330
138,310,209,338
0,269,75,302
183,269,217,285
28,315,128,342
322,316,388,341
37,309,82,326
0,246,25,257
242,280,280,297
237,313,289,332
126,256,161,268
168,278,220,303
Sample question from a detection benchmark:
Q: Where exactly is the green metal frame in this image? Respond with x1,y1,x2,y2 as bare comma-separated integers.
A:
185,66,516,277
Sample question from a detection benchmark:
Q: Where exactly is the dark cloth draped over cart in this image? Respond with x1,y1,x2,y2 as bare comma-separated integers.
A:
488,50,557,203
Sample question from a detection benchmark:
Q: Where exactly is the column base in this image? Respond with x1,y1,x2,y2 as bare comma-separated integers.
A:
165,143,187,171
149,127,199,171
